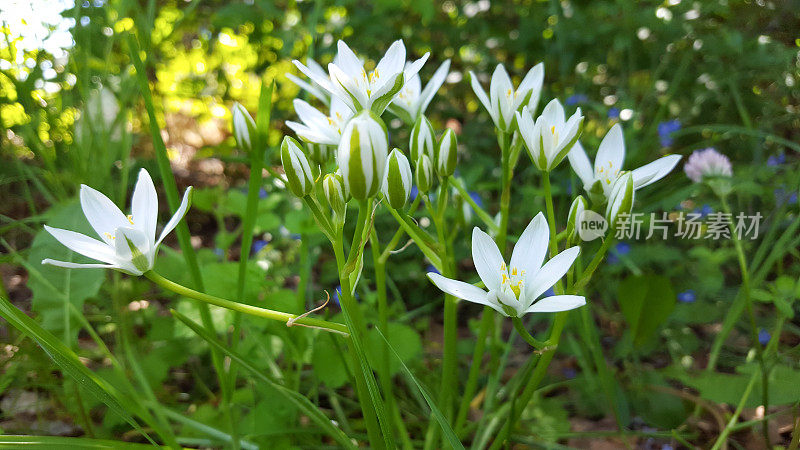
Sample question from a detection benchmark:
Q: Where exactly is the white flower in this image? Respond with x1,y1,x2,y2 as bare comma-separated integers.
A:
469,63,544,131
232,102,256,151
684,147,732,183
42,169,191,275
605,172,635,224
286,97,353,146
390,59,451,123
568,123,682,198
427,212,585,317
293,40,429,115
517,99,583,171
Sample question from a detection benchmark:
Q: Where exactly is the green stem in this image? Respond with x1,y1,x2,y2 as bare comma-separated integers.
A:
143,271,349,335
331,216,392,449
496,130,513,253
512,317,547,349
720,195,770,447
454,307,494,434
541,171,558,259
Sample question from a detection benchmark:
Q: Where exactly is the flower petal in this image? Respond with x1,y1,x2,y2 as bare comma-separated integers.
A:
471,227,505,291
525,295,586,313
469,71,494,123
516,62,544,112
43,225,118,264
595,123,625,176
525,246,580,300
631,154,682,189
417,59,450,118
567,142,595,189
42,259,117,270
427,273,505,314
80,184,129,245
156,186,193,247
131,168,158,243
292,60,333,93
373,40,406,89
510,212,549,277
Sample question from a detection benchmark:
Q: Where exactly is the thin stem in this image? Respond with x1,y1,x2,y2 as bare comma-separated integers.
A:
143,271,349,335
721,195,770,447
454,307,494,434
512,317,547,349
496,130,513,252
541,171,559,259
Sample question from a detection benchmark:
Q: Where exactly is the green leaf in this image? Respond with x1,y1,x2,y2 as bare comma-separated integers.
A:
313,336,350,389
0,297,152,444
617,274,675,347
375,327,465,450
365,323,422,376
666,364,800,407
170,308,357,449
26,201,105,345
0,435,162,448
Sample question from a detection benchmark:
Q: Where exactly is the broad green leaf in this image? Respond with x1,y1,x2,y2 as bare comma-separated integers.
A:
666,364,800,407
375,327,465,450
313,336,350,389
0,297,152,444
617,274,675,347
170,309,357,449
26,201,105,345
365,323,422,376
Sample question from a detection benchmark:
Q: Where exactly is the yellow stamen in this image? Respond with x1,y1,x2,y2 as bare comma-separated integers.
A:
104,232,115,240
127,215,134,225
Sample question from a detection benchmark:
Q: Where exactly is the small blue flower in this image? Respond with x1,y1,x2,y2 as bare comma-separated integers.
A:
258,188,268,199
758,328,770,346
766,153,786,167
657,120,681,147
607,253,619,265
614,242,631,255
566,94,588,106
469,191,484,209
562,367,577,379
213,247,224,258
662,445,674,450
775,187,799,205
426,264,440,275
251,239,269,254
677,290,696,303
543,287,555,297
332,286,341,306
608,107,620,119
693,204,713,218
409,185,423,204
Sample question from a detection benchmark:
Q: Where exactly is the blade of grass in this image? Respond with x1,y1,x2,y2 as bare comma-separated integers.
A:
170,309,357,450
0,297,155,445
0,435,163,448
375,327,465,450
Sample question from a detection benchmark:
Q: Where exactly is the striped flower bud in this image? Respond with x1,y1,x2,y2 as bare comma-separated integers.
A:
415,153,434,193
606,172,634,226
437,128,458,177
322,173,347,217
566,195,587,239
382,149,412,209
410,115,435,163
336,111,389,200
281,136,315,197
232,103,257,152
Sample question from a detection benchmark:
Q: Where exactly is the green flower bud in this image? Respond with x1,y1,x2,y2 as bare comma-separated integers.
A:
566,195,587,239
381,149,412,209
232,103,257,152
307,142,334,165
416,153,434,193
605,173,634,226
336,111,389,200
409,115,435,163
437,128,458,177
322,173,347,217
280,136,315,197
